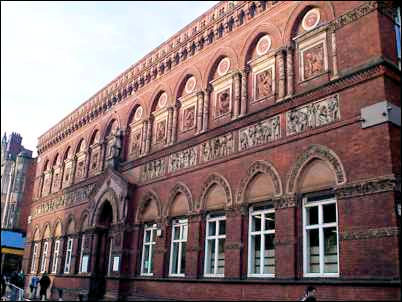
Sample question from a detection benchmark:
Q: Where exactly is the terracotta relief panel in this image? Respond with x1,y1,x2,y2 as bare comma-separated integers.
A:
168,146,198,174
141,158,166,181
155,119,167,144
182,105,196,132
239,115,280,152
255,68,274,100
302,42,325,80
129,128,142,158
215,87,231,118
200,132,234,163
286,94,340,136
52,168,61,193
75,159,86,180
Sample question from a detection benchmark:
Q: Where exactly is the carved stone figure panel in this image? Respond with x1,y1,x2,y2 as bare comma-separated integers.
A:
215,87,231,118
182,105,196,132
255,67,274,100
52,169,62,192
62,165,72,187
129,128,142,158
141,158,166,181
200,132,234,163
43,173,52,196
168,146,198,174
75,159,86,180
90,151,99,172
154,119,167,144
239,115,280,152
286,94,340,136
302,42,325,80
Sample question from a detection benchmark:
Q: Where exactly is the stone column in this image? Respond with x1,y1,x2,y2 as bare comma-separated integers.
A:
224,208,245,278
88,230,100,275
141,120,148,155
167,106,174,145
70,234,80,274
130,225,142,276
100,140,107,172
196,91,204,133
201,85,212,133
171,101,180,144
48,169,54,196
70,156,77,185
240,66,250,117
84,150,90,178
331,30,339,80
275,196,297,278
233,72,241,119
145,116,154,154
277,48,286,100
185,214,203,278
286,45,294,98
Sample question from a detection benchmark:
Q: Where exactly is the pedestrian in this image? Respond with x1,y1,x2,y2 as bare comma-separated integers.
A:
17,270,25,288
301,286,317,301
57,288,63,301
30,274,40,299
39,272,51,301
1,273,6,299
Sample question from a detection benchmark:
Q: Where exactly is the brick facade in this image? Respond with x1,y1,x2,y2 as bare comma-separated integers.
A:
24,1,400,301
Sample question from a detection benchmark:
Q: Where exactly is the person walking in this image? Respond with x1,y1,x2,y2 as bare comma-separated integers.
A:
39,272,51,301
30,274,39,299
300,286,317,302
1,273,6,299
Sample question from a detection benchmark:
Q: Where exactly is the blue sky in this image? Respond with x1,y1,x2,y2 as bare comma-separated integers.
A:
1,1,218,156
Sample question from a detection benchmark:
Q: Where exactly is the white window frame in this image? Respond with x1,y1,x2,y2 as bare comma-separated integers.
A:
169,218,188,277
79,234,85,273
31,243,39,273
107,237,113,274
140,224,157,276
303,195,339,277
247,204,275,277
51,240,60,274
40,241,49,273
64,238,74,274
204,214,226,277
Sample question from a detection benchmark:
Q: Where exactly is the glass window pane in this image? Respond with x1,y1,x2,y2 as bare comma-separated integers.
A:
307,229,319,273
263,234,275,274
208,221,216,236
252,214,261,232
219,220,226,235
145,230,151,243
182,224,188,241
171,242,179,274
323,203,336,223
142,245,150,273
307,206,319,225
324,227,338,273
206,239,215,274
174,226,180,240
264,212,275,230
180,242,186,274
250,234,261,274
149,245,154,273
217,238,225,274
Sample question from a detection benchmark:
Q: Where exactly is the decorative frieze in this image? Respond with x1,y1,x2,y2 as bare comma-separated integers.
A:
286,94,340,136
141,158,167,182
336,176,400,199
200,132,234,163
239,115,280,152
168,146,198,174
340,227,399,241
32,183,96,218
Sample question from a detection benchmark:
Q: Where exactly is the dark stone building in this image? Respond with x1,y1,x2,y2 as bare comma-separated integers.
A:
23,1,401,301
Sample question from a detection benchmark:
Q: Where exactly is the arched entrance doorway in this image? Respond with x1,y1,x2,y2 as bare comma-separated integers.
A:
89,200,113,300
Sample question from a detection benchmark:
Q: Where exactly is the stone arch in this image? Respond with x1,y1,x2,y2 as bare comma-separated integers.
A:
135,190,163,224
236,160,283,204
52,153,60,167
41,223,52,240
283,1,336,44
88,126,101,146
203,46,240,88
52,219,63,238
199,173,233,211
101,115,121,140
148,84,174,116
173,66,203,98
63,145,72,161
42,158,50,172
91,188,120,226
64,214,77,235
32,225,41,241
240,21,283,67
286,144,346,194
127,102,144,126
164,182,194,217
79,210,91,232
74,137,87,154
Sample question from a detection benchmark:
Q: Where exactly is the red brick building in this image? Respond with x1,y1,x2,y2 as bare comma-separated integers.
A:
23,1,401,301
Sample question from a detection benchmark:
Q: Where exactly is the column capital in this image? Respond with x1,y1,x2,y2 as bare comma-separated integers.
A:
205,83,213,93
241,64,250,75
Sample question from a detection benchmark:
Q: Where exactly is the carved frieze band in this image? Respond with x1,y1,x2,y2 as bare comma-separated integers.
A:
286,94,340,136
168,146,197,173
32,182,96,218
200,132,234,163
340,227,400,241
335,176,401,199
239,115,280,152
